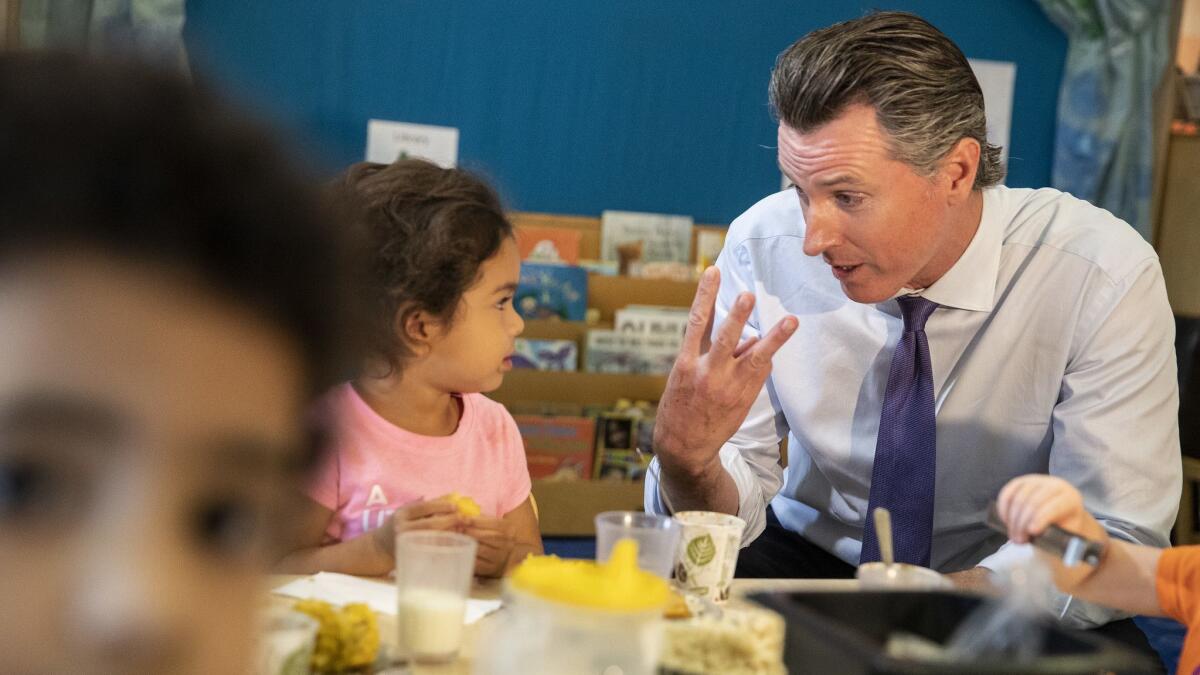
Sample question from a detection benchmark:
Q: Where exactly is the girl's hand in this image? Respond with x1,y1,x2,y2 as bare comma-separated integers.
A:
371,499,465,560
995,474,1110,591
464,515,517,578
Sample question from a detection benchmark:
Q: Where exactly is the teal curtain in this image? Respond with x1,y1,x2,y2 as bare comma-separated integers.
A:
21,0,187,70
1036,0,1170,240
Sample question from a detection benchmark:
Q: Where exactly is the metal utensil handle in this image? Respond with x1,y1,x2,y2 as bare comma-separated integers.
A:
984,501,1104,567
1035,525,1104,567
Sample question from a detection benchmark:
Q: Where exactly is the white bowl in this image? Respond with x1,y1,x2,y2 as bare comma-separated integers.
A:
855,562,953,590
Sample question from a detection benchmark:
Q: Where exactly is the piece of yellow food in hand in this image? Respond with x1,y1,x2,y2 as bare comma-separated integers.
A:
445,491,482,517
292,599,379,672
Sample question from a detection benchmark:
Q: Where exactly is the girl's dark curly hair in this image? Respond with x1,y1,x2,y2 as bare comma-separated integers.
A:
333,159,514,371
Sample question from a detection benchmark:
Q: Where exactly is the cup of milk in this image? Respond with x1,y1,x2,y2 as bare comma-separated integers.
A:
395,531,477,663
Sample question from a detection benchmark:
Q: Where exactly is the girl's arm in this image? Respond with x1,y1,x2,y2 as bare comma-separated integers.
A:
996,474,1165,617
276,499,463,576
465,496,543,577
502,496,544,572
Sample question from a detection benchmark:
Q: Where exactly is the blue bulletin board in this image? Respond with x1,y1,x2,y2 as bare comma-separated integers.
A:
185,1,1066,226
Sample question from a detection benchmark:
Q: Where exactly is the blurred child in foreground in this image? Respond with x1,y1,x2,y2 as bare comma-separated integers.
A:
0,53,355,673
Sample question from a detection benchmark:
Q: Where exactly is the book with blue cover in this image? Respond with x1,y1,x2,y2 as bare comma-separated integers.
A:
511,338,578,371
516,263,588,322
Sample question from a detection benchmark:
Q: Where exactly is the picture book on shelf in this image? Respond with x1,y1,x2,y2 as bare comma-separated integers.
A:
593,412,655,481
585,329,679,375
516,262,588,321
515,226,582,265
614,306,689,341
511,338,578,372
600,210,693,264
514,415,596,481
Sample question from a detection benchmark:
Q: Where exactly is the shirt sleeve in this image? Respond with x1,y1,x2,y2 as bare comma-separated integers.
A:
1157,546,1200,625
305,441,341,512
497,408,533,516
644,239,790,546
980,258,1181,628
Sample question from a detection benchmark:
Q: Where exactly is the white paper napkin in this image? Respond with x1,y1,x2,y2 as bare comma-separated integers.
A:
272,572,502,624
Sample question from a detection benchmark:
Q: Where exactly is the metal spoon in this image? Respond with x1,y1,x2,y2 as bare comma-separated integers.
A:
874,507,895,566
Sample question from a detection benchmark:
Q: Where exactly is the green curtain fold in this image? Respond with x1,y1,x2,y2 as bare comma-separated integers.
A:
20,0,187,70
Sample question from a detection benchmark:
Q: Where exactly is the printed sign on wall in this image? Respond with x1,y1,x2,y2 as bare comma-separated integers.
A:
365,119,459,167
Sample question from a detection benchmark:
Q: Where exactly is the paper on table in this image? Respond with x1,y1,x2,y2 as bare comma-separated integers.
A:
273,572,501,625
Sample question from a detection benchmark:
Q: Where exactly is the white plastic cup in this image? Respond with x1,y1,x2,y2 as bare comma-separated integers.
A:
395,531,477,663
856,562,953,590
672,511,747,603
476,584,666,675
255,608,318,675
594,511,680,578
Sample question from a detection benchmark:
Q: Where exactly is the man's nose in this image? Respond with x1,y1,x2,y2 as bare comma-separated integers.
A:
802,205,843,257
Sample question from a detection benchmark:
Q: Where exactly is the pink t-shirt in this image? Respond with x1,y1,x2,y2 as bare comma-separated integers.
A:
308,384,532,543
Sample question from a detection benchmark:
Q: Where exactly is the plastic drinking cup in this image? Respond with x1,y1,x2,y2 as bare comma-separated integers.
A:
395,531,477,663
595,511,680,579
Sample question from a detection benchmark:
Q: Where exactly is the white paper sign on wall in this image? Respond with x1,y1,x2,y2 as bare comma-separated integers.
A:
967,58,1017,173
365,119,459,167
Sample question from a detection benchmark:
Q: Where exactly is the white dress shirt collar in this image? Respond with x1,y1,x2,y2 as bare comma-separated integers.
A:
913,189,1002,313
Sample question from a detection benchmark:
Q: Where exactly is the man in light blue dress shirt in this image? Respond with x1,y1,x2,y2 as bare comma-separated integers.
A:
645,11,1180,636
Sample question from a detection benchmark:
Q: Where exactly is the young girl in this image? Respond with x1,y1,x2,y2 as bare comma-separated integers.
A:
280,159,542,578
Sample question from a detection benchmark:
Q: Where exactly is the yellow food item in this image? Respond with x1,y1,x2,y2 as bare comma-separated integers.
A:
445,492,482,517
292,599,379,672
663,589,692,619
509,538,669,612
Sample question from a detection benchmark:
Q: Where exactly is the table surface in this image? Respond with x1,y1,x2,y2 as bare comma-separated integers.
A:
268,575,858,674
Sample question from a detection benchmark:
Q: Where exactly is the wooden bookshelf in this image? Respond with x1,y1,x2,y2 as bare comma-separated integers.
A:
1,0,20,49
491,370,668,408
588,274,697,322
531,480,647,537
509,210,727,268
1177,457,1200,545
501,212,714,537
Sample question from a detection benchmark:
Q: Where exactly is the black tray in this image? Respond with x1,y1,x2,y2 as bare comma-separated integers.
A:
748,590,1160,674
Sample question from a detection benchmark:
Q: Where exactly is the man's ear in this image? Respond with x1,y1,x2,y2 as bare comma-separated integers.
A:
941,136,981,204
397,307,440,358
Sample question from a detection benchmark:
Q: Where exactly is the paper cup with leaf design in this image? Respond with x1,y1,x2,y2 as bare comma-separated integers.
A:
672,511,747,603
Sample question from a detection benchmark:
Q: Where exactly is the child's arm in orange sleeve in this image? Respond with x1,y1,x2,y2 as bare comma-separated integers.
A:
1155,546,1200,624
997,474,1165,617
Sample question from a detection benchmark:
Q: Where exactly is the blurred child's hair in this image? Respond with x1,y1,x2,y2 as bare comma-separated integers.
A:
332,159,514,371
0,52,359,405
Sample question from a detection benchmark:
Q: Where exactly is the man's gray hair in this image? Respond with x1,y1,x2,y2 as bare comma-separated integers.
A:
770,11,1004,189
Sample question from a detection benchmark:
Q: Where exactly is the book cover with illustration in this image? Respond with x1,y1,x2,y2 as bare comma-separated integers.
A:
585,329,680,375
614,305,690,341
600,210,693,263
511,338,578,372
515,226,582,265
593,413,655,481
515,262,588,321
514,415,597,481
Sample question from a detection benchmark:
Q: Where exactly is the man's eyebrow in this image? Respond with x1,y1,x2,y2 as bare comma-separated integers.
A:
0,391,126,440
815,174,865,188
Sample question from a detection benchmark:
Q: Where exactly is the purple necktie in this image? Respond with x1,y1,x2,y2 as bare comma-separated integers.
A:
860,295,939,567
